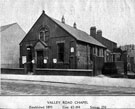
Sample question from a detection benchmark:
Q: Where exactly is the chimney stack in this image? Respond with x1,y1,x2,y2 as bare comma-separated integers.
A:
61,15,65,23
97,30,102,37
73,22,77,29
90,26,96,37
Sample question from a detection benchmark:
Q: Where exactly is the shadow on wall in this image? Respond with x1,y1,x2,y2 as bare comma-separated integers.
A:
132,64,135,73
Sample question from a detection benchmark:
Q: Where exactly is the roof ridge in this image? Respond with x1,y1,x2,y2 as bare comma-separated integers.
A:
0,22,17,28
0,23,17,32
101,35,116,44
51,17,88,35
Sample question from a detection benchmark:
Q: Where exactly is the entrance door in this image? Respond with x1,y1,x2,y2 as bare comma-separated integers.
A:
37,50,44,68
69,56,75,69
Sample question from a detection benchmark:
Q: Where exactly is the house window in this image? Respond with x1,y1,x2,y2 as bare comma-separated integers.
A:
57,43,64,62
100,49,103,57
94,47,97,56
102,49,104,57
97,48,100,56
90,47,93,55
93,47,96,55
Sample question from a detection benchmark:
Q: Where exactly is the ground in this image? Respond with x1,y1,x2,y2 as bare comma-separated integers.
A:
1,79,135,95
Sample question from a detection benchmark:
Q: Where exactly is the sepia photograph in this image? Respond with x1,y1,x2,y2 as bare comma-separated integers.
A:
1,0,135,108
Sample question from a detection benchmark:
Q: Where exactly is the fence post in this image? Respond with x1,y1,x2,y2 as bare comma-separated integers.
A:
24,63,27,74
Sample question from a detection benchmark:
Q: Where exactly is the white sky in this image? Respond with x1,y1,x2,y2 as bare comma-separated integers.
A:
1,0,135,46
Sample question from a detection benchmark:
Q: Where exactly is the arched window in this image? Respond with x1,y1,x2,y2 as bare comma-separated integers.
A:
39,25,50,41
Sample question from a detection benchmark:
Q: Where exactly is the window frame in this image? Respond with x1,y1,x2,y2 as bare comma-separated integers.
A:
39,30,45,41
38,25,50,41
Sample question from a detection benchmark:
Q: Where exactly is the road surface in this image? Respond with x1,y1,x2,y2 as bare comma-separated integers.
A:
1,79,135,95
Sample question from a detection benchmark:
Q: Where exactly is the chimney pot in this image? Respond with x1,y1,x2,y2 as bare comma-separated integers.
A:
61,15,65,23
73,22,77,28
97,30,102,37
90,26,96,37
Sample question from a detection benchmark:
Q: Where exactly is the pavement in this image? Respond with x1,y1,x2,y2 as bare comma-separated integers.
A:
1,74,135,88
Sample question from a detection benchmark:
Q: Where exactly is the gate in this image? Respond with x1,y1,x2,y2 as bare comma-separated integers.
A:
93,56,104,76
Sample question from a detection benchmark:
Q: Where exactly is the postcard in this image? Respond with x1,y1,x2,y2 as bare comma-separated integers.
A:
1,0,135,108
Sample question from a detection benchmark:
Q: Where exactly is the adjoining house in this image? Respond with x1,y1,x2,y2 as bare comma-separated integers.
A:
90,27,117,62
20,10,108,75
1,23,26,68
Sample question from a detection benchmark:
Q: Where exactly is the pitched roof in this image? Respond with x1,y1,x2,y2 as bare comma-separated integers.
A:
33,39,48,48
20,12,106,48
51,18,106,48
0,23,17,32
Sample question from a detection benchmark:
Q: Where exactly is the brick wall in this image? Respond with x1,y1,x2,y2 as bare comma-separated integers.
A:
1,68,93,76
35,68,93,76
1,68,25,74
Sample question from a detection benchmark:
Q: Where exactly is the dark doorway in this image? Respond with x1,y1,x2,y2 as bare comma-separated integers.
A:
27,46,33,73
37,50,44,68
27,48,32,62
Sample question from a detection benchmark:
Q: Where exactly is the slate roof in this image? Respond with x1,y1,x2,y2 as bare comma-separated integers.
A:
102,36,116,45
0,23,17,32
51,18,106,48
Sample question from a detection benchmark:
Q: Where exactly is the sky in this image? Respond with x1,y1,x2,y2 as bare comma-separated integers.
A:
1,0,135,46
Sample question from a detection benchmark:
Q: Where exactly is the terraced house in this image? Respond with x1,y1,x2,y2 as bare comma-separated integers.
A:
20,10,108,75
